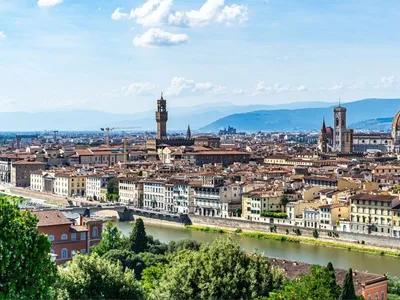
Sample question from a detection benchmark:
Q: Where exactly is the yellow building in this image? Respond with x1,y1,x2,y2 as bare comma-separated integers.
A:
349,194,399,237
392,205,400,238
242,189,283,221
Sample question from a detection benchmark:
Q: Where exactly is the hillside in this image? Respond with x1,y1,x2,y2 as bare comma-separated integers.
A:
200,98,400,132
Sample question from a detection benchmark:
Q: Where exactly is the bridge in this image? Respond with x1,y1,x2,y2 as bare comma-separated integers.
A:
59,206,191,224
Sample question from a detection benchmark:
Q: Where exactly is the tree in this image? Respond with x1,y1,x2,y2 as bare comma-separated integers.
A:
388,276,400,295
130,218,148,253
167,239,202,253
339,268,357,300
236,208,242,217
141,263,168,296
153,237,284,299
103,250,167,280
326,262,340,299
92,221,125,256
57,253,144,299
107,177,119,194
0,195,57,299
270,265,339,300
280,195,289,208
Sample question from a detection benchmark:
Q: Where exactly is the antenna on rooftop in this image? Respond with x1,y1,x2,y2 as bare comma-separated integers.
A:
338,97,341,107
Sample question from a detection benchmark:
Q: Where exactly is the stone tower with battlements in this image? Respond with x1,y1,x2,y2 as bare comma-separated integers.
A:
156,93,168,139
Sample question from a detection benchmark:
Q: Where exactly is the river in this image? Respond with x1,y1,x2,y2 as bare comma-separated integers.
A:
115,221,400,276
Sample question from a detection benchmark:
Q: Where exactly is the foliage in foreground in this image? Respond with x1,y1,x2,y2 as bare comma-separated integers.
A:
0,195,57,299
152,237,285,300
268,263,340,300
56,253,144,300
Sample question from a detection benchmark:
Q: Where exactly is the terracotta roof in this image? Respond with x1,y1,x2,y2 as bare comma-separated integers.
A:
269,258,386,296
70,225,88,232
12,160,46,165
349,194,397,202
32,210,71,227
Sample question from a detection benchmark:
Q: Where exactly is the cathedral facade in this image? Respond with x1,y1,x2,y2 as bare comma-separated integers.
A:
318,106,400,153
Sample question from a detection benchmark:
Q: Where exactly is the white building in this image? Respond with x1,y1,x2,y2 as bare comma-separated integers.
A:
191,175,242,218
118,178,143,206
86,174,110,201
302,208,320,229
143,179,167,210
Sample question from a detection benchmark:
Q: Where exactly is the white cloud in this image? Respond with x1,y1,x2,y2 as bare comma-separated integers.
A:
276,56,289,60
216,4,248,25
133,28,188,47
37,0,63,8
166,77,227,96
0,31,6,40
374,76,399,89
232,88,244,95
256,81,307,93
111,8,129,21
122,82,158,96
114,0,248,28
132,0,173,27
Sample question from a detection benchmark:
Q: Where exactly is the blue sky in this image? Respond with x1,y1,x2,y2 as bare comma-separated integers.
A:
0,0,400,113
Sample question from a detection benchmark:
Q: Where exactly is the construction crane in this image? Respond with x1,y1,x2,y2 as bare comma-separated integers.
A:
100,126,140,147
43,130,59,143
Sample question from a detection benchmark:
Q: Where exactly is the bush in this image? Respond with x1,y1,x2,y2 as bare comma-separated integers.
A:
361,240,365,245
261,211,287,219
293,228,301,236
313,229,319,239
270,225,277,233
235,228,242,234
286,229,289,235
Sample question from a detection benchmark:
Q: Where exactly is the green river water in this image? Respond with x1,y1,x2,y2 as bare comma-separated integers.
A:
115,221,400,276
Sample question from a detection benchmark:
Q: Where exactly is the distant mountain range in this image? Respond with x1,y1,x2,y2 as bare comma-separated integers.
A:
0,101,334,131
200,98,400,132
0,98,398,132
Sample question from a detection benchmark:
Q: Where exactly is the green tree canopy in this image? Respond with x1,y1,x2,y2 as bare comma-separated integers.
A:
269,264,340,300
153,237,284,300
107,177,119,194
92,221,125,256
339,268,357,300
57,253,144,300
130,218,149,253
0,196,57,299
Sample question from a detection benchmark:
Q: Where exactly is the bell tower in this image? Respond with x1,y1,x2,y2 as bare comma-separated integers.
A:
156,93,168,139
333,99,347,152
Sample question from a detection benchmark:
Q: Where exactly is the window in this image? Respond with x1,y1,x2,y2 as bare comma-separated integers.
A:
381,291,385,300
71,233,76,241
61,248,68,259
48,235,55,241
92,226,98,238
61,234,68,240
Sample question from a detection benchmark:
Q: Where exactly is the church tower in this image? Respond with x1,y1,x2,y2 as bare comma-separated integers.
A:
333,102,347,152
156,93,168,139
186,125,191,139
318,118,328,153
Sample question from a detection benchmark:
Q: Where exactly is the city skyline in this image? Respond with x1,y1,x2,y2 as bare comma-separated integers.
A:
1,0,400,113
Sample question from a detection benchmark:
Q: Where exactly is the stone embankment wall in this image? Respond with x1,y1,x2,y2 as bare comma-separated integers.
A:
190,215,400,250
8,188,70,206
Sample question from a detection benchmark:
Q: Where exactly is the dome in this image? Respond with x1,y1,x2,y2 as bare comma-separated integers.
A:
391,110,400,140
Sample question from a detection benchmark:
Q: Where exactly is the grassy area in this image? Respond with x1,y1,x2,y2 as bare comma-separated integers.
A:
184,225,400,258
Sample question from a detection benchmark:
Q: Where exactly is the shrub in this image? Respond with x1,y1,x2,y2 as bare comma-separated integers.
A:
261,212,287,219
270,225,277,233
235,228,242,234
361,240,365,245
313,229,319,239
293,228,301,236
286,229,289,235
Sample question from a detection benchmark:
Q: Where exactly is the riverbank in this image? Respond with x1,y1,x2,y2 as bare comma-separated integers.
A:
130,216,186,228
185,224,400,258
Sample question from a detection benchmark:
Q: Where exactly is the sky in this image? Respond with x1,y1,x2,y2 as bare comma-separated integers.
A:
0,0,400,113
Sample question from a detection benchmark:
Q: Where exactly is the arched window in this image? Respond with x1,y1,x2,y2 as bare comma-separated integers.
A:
61,248,68,259
48,235,55,242
61,234,68,240
92,226,98,238
336,118,339,127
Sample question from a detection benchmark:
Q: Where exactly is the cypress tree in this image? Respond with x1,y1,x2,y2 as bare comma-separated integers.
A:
326,262,339,298
130,218,148,253
339,268,357,300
